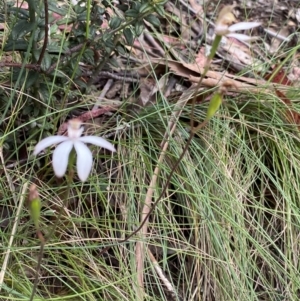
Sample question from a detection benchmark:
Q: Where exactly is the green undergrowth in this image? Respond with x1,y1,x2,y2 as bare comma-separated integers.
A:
1,88,300,300
1,0,300,300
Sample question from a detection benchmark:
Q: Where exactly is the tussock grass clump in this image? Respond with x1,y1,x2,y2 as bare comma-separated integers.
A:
3,93,300,300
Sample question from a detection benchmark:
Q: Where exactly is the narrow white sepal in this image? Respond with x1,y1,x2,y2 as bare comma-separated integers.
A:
34,136,68,155
263,28,291,42
78,136,116,152
229,22,261,32
52,140,74,177
73,141,93,182
227,33,259,41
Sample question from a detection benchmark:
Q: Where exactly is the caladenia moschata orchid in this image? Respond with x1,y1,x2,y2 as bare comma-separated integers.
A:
197,6,261,129
215,21,261,41
205,5,261,69
34,119,116,182
214,5,261,41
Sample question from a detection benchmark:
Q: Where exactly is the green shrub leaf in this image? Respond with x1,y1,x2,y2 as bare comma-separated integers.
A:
145,14,161,27
11,20,36,40
123,28,134,45
125,9,138,18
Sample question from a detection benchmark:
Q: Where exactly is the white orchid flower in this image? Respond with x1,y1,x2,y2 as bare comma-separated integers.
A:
215,21,261,41
214,6,261,41
34,119,116,182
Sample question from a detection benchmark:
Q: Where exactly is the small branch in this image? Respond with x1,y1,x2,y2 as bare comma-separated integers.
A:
148,249,182,301
0,62,40,70
143,31,165,57
0,42,88,73
93,79,114,110
95,71,140,83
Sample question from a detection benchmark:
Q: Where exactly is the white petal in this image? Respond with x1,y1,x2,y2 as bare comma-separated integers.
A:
78,136,116,152
229,22,261,32
34,136,68,155
73,141,93,182
227,33,259,41
52,140,74,178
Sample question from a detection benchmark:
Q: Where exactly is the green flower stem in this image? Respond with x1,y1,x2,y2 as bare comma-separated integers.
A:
190,34,222,132
208,35,222,60
30,150,76,301
45,148,76,240
28,184,44,301
204,34,222,75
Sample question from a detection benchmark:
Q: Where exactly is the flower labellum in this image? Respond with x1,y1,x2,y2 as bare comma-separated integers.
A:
34,119,116,181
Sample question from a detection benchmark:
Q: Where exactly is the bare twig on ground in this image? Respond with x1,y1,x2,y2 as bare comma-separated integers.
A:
148,248,182,301
95,71,140,82
93,79,114,110
143,30,166,57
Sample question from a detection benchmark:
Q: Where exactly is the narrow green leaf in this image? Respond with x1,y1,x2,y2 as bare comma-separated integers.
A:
30,198,41,229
